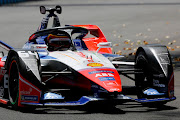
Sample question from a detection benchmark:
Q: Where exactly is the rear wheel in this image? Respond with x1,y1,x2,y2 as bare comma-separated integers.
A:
8,57,19,109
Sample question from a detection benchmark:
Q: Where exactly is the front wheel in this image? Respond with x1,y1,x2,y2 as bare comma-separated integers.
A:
135,51,167,106
135,51,153,99
8,57,19,109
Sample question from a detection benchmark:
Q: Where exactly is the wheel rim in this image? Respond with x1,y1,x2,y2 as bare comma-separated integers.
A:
8,60,19,105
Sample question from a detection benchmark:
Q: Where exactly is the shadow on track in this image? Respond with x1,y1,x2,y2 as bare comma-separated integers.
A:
119,103,178,113
7,103,176,115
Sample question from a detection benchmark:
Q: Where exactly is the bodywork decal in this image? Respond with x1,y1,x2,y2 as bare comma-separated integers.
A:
103,81,119,87
19,74,41,104
57,53,80,63
87,63,104,67
21,95,38,101
77,52,94,62
39,54,57,59
95,73,114,77
19,74,41,93
88,70,114,74
78,68,122,92
99,77,115,81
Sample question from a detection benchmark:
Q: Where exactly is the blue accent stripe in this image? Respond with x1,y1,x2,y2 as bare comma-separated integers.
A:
21,96,176,106
135,97,176,103
21,102,43,106
39,54,57,59
21,96,98,106
0,40,13,49
102,53,124,58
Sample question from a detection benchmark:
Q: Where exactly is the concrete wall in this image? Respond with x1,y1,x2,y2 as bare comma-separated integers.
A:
0,0,28,5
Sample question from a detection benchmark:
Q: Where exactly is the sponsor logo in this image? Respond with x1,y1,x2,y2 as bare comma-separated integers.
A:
33,45,47,49
153,80,165,87
87,63,104,67
77,52,86,58
88,70,114,74
95,73,114,77
103,81,118,87
77,52,94,62
21,95,38,101
99,77,115,81
109,88,120,92
20,88,32,95
158,54,170,64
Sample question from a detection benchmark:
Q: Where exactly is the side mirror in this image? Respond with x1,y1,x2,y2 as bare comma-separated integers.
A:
56,5,62,14
96,42,112,53
40,6,46,14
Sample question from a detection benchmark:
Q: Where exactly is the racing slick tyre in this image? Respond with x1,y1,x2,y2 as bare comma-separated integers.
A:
135,51,167,106
8,56,20,109
135,51,153,99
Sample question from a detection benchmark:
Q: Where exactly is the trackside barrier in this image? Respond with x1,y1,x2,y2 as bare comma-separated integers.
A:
0,0,28,5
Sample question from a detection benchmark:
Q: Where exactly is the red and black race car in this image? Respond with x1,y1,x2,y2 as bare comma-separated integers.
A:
0,6,175,110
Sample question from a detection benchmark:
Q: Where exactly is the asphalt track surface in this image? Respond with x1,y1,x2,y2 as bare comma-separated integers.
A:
0,0,180,120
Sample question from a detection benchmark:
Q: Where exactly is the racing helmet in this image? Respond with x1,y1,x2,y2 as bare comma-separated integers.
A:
47,33,71,51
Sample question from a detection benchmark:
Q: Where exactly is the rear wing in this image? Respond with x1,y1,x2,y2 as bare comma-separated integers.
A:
71,25,112,54
71,24,105,38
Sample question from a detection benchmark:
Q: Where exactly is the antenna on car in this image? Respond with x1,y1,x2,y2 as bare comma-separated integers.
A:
38,5,62,30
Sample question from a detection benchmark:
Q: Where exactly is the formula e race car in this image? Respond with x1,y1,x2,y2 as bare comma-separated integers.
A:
0,6,176,109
